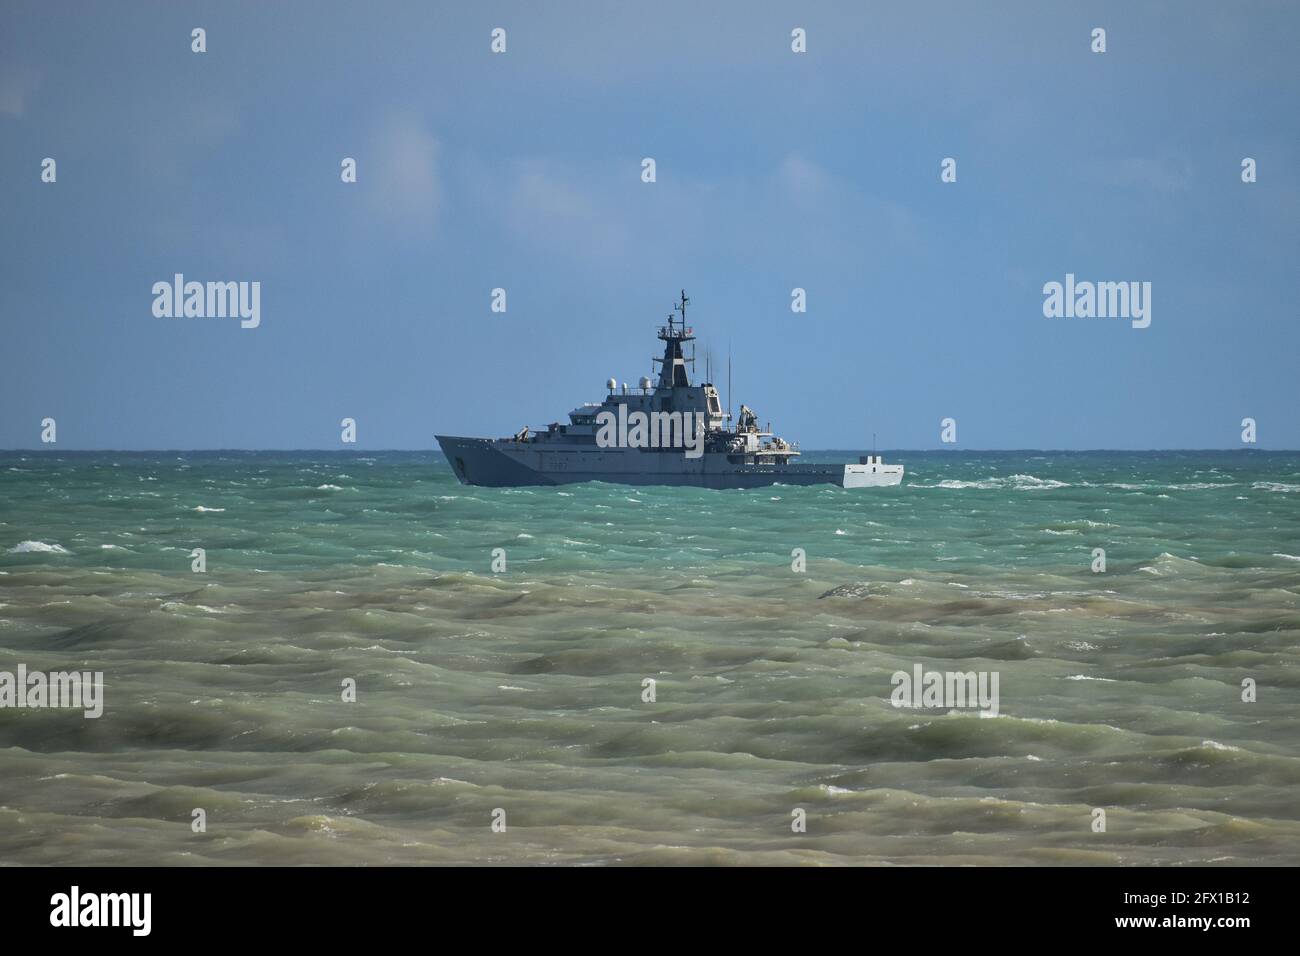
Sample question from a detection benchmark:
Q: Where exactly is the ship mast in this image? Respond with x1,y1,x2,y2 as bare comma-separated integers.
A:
676,290,696,380
653,289,696,390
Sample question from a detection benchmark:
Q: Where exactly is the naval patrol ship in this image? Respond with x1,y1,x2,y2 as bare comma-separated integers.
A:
436,292,903,489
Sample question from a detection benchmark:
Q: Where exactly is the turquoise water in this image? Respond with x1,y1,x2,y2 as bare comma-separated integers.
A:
2,450,1299,864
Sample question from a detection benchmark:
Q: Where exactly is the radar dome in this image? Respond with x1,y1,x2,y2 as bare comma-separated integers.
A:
606,378,617,390
639,376,652,389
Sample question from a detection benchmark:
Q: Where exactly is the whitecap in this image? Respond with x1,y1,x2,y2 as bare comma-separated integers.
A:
1254,481,1300,493
1201,740,1241,752
924,474,1068,490
1008,474,1069,489
7,540,69,554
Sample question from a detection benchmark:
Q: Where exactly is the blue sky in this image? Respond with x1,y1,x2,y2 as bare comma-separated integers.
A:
2,1,1297,449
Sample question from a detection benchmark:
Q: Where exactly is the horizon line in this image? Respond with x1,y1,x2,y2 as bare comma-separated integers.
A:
1,447,1292,454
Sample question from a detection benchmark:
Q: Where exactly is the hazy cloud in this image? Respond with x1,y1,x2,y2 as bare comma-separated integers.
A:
365,113,441,233
1094,155,1195,193
0,66,39,117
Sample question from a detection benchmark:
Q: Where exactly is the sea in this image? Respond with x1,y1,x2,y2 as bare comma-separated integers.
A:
2,450,1298,865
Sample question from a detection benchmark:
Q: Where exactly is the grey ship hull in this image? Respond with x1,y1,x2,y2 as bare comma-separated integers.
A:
436,435,901,489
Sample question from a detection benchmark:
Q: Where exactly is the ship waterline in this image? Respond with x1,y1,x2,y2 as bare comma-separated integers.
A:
435,435,904,488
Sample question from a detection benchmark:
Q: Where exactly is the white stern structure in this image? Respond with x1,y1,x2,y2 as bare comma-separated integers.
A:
842,455,904,487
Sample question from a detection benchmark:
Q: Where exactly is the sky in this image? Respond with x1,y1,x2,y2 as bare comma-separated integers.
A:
1,1,1297,450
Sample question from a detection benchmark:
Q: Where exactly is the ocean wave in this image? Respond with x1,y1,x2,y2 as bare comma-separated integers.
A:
1254,481,1300,493
1137,552,1207,576
1094,481,1237,491
1201,740,1241,752
193,505,226,512
1007,474,1070,489
7,540,70,554
922,474,1069,490
159,601,227,613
